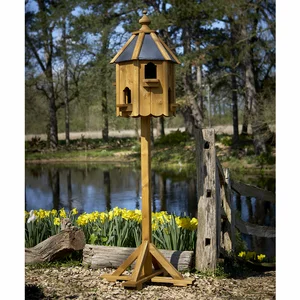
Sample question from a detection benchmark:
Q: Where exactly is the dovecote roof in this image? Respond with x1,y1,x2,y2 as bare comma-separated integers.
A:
110,11,180,64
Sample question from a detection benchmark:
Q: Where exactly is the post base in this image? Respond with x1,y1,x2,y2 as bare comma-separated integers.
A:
101,241,194,290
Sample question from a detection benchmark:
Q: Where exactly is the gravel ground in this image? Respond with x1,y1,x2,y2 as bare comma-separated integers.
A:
25,266,275,300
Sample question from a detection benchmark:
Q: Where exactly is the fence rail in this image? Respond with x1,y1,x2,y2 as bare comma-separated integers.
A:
195,128,275,271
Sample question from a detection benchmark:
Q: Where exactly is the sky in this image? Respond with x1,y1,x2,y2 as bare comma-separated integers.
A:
0,1,299,298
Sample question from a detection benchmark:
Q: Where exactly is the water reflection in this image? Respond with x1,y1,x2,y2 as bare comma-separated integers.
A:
25,163,197,217
233,192,276,258
25,163,275,258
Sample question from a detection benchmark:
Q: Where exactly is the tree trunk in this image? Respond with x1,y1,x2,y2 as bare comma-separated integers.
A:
48,85,59,149
62,19,70,147
48,169,60,210
100,28,110,142
229,20,239,145
196,64,205,125
102,89,109,142
180,105,195,136
25,227,86,264
156,117,165,137
67,169,72,210
231,73,239,146
241,18,272,153
241,96,250,135
182,27,203,131
103,171,111,211
244,46,271,154
150,118,154,146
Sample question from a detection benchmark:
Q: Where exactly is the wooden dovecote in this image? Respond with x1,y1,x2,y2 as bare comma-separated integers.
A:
111,10,180,117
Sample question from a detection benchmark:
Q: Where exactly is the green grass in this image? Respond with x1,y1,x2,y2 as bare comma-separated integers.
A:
25,131,275,175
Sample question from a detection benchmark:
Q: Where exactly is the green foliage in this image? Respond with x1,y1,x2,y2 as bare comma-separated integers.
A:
152,215,196,251
25,208,78,248
154,130,190,146
219,135,232,147
25,208,197,251
256,152,276,167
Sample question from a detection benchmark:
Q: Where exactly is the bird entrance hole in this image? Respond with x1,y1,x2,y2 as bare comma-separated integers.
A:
145,62,157,79
205,238,211,246
206,189,212,198
204,141,210,149
123,87,131,104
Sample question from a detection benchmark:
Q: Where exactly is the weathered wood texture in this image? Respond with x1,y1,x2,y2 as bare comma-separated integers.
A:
219,167,236,253
83,244,194,271
25,227,86,264
196,128,220,271
235,219,275,238
231,181,275,203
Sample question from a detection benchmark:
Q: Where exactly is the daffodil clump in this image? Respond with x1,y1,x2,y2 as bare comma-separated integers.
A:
25,208,78,248
238,251,267,263
25,207,198,251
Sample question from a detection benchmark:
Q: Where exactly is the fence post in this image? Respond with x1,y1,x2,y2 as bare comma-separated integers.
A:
195,128,220,271
224,169,235,252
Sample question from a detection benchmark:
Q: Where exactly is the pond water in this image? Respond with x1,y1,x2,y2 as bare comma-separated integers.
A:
25,162,275,258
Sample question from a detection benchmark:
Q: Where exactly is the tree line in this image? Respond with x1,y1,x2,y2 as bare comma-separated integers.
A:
25,0,275,154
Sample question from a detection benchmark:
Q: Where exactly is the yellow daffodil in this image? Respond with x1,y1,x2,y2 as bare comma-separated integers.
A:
257,254,266,262
59,208,67,218
238,251,246,258
54,217,61,226
190,218,198,230
71,208,78,215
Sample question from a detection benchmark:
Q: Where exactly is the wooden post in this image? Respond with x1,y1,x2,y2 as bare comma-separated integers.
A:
195,128,220,271
140,116,152,276
225,168,236,251
101,116,194,289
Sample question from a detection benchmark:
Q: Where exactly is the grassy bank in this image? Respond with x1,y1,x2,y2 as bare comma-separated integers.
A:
25,131,275,177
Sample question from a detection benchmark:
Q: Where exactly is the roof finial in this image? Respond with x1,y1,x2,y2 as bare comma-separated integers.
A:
139,9,151,31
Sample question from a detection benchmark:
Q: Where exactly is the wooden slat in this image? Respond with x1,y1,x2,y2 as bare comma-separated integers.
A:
231,181,275,203
110,34,136,63
131,32,145,60
225,168,236,251
101,275,132,282
106,245,140,277
235,218,275,238
122,269,164,288
131,241,148,281
150,32,171,60
151,276,194,286
149,243,183,280
216,157,225,185
158,37,181,64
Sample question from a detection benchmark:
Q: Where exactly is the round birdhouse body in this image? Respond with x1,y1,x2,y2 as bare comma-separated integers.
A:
112,11,180,118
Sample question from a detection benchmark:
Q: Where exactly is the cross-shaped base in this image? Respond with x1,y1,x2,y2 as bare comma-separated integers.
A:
101,241,194,290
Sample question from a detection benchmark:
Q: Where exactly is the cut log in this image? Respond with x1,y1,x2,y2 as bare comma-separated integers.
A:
25,227,86,264
83,244,194,271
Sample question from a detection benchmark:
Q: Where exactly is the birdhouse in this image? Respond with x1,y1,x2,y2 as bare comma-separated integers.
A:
111,11,180,117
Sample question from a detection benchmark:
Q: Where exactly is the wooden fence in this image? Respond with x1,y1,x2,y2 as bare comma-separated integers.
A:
195,128,275,271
